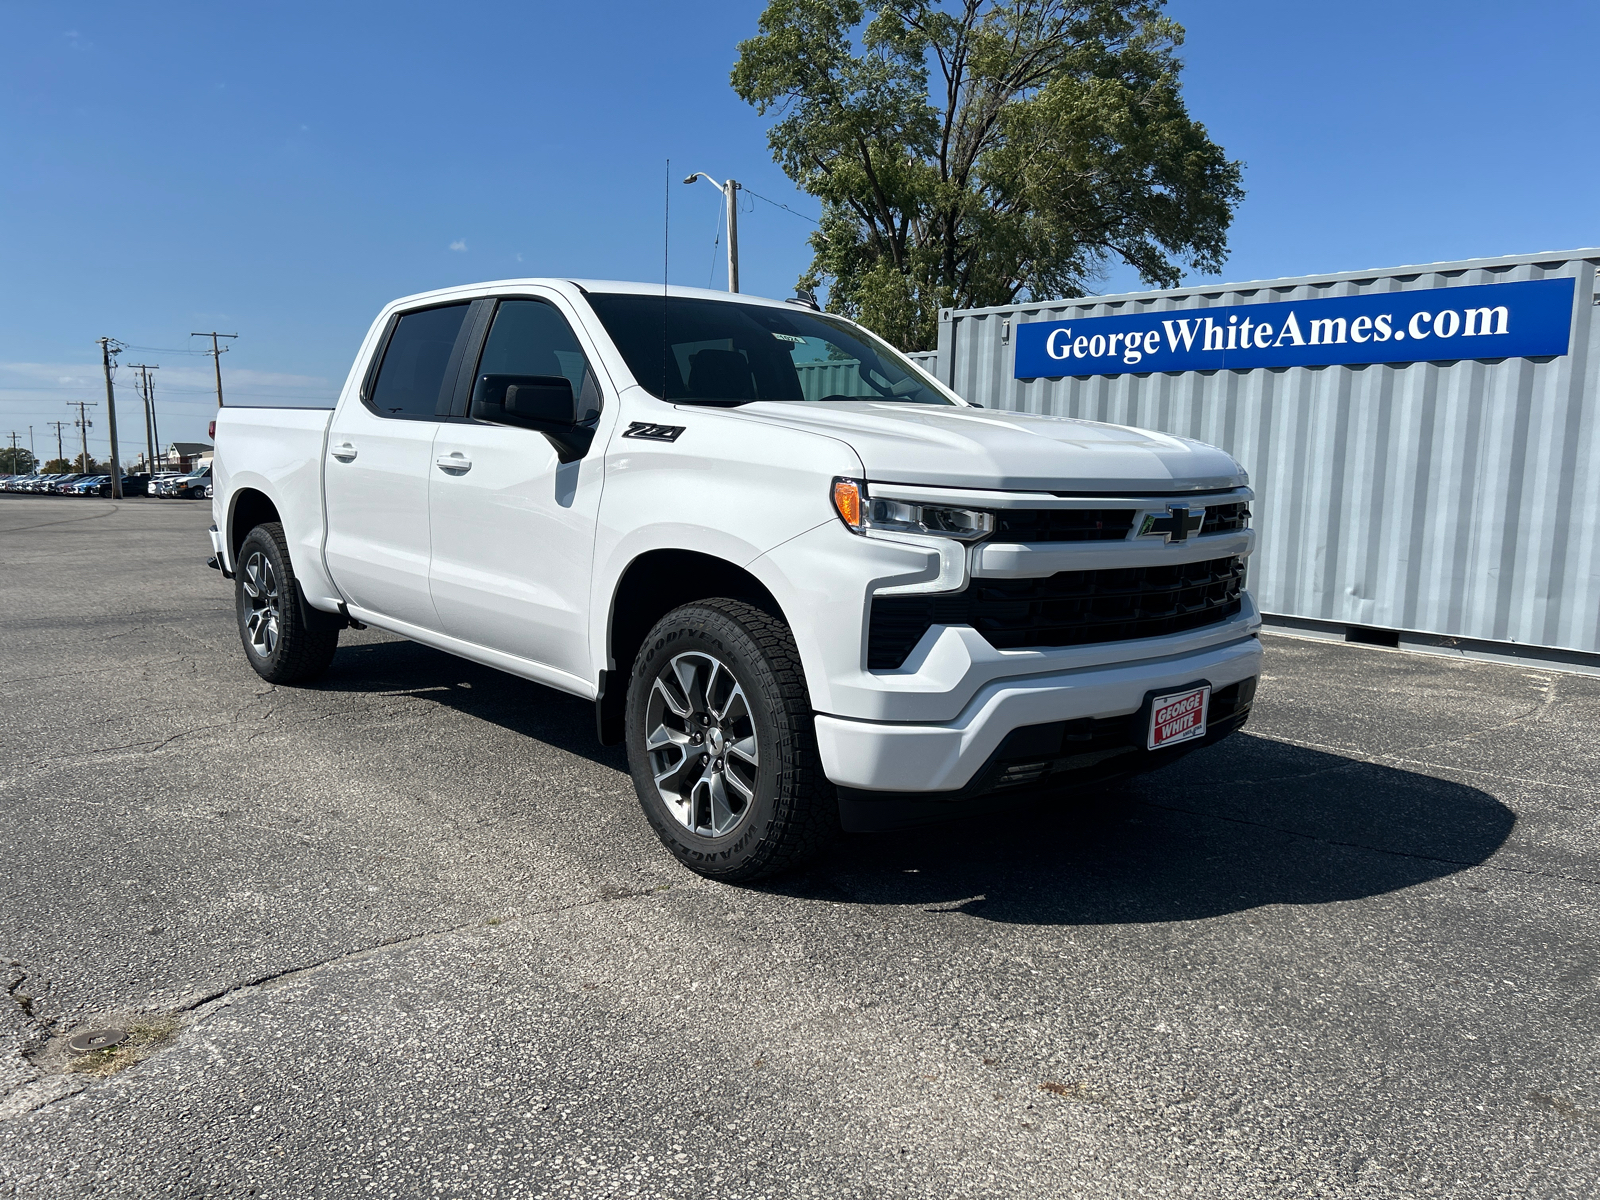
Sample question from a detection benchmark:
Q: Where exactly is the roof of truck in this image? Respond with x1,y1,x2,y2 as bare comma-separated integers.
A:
384,279,814,314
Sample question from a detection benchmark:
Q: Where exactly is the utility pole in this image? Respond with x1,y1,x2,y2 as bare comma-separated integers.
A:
28,426,36,473
128,364,159,474
683,172,740,292
6,431,17,472
190,331,237,407
69,400,96,473
97,338,125,498
48,421,67,466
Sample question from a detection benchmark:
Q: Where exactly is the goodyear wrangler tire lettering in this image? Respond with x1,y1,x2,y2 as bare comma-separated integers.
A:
623,598,836,883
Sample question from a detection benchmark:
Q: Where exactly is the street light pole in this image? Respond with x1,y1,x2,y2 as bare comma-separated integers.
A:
683,172,740,293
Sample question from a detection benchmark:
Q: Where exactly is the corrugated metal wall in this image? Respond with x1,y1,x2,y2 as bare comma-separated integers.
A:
797,353,940,401
794,361,859,402
933,249,1600,656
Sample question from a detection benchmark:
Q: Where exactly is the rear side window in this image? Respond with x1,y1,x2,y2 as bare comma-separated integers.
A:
367,303,471,419
474,300,603,422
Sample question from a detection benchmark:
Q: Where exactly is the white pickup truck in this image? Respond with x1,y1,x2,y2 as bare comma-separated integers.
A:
210,280,1261,880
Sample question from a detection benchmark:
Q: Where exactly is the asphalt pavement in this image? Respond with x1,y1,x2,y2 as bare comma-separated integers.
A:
1,495,1596,1198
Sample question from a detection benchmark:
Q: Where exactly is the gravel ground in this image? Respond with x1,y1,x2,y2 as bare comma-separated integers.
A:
1,495,1596,1198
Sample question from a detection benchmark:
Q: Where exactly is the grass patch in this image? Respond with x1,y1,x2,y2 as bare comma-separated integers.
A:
66,1018,183,1078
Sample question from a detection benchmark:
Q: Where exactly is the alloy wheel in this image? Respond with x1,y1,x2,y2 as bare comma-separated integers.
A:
644,650,760,838
241,550,280,657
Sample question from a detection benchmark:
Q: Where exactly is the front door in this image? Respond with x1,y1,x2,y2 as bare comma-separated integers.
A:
323,301,474,631
428,294,609,684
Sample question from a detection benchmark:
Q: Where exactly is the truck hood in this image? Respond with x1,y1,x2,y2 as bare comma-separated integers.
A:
729,401,1243,493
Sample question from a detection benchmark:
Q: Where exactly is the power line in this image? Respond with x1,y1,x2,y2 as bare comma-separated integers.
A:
739,186,821,225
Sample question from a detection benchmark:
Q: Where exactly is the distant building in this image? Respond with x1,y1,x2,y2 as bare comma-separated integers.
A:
156,442,213,472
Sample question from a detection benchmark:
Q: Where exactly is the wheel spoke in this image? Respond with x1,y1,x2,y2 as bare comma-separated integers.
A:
651,743,692,792
727,734,758,768
645,722,689,751
722,763,754,803
712,679,746,725
708,772,737,835
689,772,714,834
671,655,708,716
652,675,691,719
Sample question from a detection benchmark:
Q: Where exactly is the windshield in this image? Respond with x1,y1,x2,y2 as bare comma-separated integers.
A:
584,294,954,406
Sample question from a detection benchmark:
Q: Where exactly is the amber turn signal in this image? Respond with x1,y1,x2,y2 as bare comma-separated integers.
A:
831,478,864,529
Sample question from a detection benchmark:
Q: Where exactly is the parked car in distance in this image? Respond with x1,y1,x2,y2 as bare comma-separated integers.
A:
49,474,88,494
98,474,150,497
64,476,107,495
150,472,183,497
173,465,212,498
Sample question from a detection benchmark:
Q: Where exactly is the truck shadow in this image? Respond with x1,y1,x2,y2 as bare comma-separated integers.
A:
323,640,1515,926
322,639,630,773
780,732,1516,925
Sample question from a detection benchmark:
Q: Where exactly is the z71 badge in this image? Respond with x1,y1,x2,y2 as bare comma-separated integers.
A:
622,422,685,442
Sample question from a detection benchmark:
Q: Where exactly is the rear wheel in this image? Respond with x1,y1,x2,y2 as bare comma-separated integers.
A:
235,522,339,685
625,599,834,883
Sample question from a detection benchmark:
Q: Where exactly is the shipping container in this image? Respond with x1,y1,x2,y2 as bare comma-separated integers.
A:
929,249,1600,672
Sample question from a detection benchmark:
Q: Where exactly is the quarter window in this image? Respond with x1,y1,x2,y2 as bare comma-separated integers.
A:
367,303,471,419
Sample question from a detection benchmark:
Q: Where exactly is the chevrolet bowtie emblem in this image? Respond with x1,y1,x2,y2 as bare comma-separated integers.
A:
1138,504,1206,543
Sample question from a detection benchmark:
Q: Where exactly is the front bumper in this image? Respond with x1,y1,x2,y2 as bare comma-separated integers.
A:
815,632,1262,795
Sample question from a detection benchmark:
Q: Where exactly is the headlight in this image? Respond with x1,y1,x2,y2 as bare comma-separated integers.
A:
831,478,993,541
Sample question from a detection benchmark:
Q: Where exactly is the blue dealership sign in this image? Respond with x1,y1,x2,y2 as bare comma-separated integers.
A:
1013,278,1575,379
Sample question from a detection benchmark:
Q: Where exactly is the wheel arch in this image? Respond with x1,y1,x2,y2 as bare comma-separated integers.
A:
596,549,786,745
227,487,281,562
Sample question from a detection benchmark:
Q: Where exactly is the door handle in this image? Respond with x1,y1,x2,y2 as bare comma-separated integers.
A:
435,452,472,473
331,443,357,462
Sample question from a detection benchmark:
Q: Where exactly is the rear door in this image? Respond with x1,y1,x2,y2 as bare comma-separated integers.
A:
427,293,609,684
323,301,479,631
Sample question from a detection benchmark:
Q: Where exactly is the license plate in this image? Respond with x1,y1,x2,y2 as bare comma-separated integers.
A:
1148,685,1210,750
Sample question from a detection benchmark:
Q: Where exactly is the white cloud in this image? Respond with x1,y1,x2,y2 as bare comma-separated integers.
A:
449,239,468,252
513,253,523,263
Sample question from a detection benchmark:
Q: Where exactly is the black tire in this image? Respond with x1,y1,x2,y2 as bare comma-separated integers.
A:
625,598,835,883
234,522,339,685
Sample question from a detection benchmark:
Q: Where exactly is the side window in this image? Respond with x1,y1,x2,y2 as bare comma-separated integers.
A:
474,300,602,421
367,303,471,419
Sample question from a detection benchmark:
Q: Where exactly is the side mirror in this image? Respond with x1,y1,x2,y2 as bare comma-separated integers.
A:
473,374,576,427
471,374,594,463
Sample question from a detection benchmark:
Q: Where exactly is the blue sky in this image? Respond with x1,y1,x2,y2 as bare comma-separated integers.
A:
3,1,1596,458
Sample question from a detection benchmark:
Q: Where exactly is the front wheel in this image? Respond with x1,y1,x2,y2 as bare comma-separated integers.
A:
235,522,339,685
625,599,835,883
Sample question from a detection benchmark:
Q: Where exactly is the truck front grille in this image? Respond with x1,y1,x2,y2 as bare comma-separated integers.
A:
990,508,1135,542
1204,502,1251,533
867,555,1246,670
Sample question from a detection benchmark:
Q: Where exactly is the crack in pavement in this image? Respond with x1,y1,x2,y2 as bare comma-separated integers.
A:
0,878,698,1124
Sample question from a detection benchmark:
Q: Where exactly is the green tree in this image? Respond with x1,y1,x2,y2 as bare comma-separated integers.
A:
732,0,1244,350
43,458,72,473
0,446,36,474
